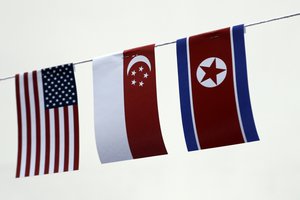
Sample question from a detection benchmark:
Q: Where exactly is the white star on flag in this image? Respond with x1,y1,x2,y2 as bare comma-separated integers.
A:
139,81,144,87
131,70,136,76
131,80,136,85
144,73,149,78
139,66,144,72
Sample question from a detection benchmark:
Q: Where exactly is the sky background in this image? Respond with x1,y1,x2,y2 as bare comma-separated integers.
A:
0,0,300,199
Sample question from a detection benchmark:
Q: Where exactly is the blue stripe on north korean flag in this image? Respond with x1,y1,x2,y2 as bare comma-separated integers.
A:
176,38,199,151
232,25,259,142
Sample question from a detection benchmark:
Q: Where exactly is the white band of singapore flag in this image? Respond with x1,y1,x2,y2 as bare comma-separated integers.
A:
93,44,167,163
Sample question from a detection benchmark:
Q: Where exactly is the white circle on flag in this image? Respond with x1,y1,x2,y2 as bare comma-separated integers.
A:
196,57,227,88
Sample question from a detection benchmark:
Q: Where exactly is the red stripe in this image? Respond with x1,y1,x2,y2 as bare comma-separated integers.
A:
63,107,69,171
189,28,244,149
54,108,60,173
15,74,22,178
73,105,79,170
23,73,32,177
32,71,41,175
123,44,167,158
44,109,50,174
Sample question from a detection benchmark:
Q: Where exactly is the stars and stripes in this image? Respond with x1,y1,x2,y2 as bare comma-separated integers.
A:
15,63,79,178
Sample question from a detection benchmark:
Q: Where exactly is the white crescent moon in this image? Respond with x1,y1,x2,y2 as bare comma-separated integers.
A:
127,55,152,75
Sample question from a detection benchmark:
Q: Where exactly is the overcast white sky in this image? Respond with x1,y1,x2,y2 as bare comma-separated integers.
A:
0,0,300,199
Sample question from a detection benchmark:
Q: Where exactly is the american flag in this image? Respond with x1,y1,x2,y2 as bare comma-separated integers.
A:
15,63,79,178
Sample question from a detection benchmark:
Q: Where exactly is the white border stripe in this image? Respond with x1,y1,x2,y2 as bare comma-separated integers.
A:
230,27,247,143
59,107,65,172
186,38,201,150
19,74,27,177
68,106,74,171
37,71,46,175
28,73,37,176
49,109,55,173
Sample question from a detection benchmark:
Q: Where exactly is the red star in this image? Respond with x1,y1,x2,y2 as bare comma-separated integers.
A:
200,58,226,85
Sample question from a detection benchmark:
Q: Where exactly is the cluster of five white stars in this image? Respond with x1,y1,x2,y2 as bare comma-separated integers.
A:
131,66,149,87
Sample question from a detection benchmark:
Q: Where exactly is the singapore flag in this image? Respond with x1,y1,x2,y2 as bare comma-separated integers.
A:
176,25,259,151
93,44,167,163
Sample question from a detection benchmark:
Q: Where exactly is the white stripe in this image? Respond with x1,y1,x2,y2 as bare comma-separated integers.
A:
93,53,133,163
186,38,201,150
59,107,65,172
28,73,37,176
230,27,247,143
37,71,46,175
68,106,74,171
49,109,55,173
19,74,27,177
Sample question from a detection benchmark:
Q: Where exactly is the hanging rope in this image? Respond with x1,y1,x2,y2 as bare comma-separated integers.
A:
1,12,299,81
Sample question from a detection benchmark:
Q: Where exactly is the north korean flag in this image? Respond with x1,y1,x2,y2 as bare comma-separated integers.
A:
176,24,259,151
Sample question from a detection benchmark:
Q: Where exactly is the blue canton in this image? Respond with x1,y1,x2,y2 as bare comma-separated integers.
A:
42,63,78,109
